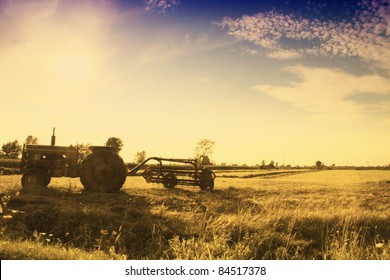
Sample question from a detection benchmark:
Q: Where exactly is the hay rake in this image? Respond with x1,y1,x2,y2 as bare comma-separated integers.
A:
128,157,215,190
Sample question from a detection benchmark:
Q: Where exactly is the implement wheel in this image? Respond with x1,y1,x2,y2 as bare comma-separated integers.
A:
199,168,214,190
21,169,46,190
143,167,155,183
80,150,127,192
162,172,177,189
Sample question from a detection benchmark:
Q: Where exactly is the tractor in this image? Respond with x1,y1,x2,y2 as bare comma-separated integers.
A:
20,129,216,192
20,129,127,192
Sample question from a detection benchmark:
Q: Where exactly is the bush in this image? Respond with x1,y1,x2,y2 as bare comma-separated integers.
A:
0,159,21,169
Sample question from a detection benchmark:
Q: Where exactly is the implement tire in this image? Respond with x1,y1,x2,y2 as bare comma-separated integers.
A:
80,150,127,192
199,168,215,190
162,172,177,189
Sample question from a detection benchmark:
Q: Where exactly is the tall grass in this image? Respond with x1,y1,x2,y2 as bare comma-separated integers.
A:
0,239,126,260
0,170,389,260
323,218,389,260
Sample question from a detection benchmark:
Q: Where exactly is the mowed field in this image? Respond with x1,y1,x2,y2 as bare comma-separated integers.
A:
0,169,389,260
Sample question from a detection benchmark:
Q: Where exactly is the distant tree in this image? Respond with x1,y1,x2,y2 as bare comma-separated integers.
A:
106,137,123,154
268,160,275,169
315,160,324,169
24,135,38,145
194,139,214,165
1,140,22,159
134,150,146,164
199,155,212,165
74,143,91,161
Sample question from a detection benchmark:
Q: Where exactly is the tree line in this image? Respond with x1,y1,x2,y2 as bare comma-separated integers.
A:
0,136,216,167
1,136,388,169
0,136,124,160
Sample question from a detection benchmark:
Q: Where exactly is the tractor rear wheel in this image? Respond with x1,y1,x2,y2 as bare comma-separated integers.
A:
21,169,46,190
80,150,127,192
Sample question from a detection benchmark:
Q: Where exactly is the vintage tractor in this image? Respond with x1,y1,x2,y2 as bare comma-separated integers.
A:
20,129,127,192
20,129,216,192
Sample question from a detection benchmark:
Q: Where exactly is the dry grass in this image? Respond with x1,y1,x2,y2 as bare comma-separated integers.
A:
0,170,389,260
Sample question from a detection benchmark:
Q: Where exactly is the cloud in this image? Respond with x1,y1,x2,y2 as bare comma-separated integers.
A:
267,50,302,60
217,0,390,71
144,0,179,14
254,65,390,123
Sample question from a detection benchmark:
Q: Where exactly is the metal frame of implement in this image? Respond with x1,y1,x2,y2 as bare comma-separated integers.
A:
128,157,216,190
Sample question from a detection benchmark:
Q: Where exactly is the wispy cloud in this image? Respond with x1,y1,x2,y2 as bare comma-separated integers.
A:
254,65,390,123
267,50,302,60
144,0,179,14
217,0,390,71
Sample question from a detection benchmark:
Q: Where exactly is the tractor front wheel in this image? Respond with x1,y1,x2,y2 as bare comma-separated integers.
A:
80,150,127,192
45,176,51,186
21,169,46,190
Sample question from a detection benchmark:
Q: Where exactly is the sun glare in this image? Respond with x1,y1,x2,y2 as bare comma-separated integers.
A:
54,54,92,83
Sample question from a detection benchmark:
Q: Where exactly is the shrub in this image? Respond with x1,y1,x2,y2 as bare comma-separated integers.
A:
0,159,21,169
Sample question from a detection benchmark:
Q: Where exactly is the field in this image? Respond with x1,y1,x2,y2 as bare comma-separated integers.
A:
0,169,389,260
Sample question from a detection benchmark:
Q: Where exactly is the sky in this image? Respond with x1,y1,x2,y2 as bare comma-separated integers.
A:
0,0,389,166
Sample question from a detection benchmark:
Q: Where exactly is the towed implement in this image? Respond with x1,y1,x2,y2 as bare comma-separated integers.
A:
20,129,215,192
128,157,215,190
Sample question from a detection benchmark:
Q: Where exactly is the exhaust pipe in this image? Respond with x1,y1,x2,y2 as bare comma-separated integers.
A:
51,127,56,146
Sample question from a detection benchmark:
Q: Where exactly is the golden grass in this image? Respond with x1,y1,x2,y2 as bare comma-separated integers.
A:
0,239,126,260
0,170,389,260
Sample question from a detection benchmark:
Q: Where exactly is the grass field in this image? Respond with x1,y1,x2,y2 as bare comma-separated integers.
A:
0,169,389,260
